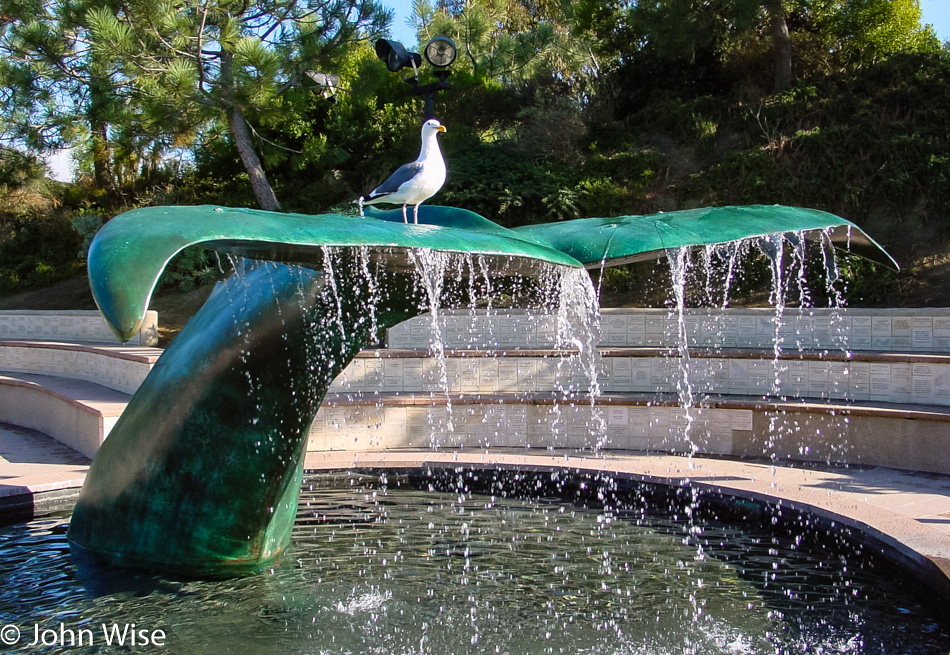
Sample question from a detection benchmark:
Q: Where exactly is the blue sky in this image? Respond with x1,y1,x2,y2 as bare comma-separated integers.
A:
386,0,950,45
921,0,950,42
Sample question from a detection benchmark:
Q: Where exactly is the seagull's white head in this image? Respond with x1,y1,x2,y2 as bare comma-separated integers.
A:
422,119,447,136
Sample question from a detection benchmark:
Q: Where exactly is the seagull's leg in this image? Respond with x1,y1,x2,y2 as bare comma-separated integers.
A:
402,205,408,224
413,204,420,224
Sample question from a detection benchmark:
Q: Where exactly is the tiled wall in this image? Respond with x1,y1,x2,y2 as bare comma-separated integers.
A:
0,310,159,346
0,344,152,394
387,309,950,353
309,401,752,455
328,353,950,407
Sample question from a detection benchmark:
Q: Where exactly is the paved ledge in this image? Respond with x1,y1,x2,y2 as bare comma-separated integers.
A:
304,448,950,604
0,373,130,458
0,423,89,520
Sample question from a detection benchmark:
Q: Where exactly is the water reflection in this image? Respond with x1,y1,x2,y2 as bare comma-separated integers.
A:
0,473,946,654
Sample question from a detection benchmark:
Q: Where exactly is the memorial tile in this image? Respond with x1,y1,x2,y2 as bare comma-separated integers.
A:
607,357,633,392
728,359,750,394
912,363,935,405
848,361,870,401
807,360,830,398
869,363,892,402
890,363,912,403
497,359,521,393
828,362,850,400
383,358,405,391
850,316,873,350
626,314,646,345
932,366,950,406
913,317,934,351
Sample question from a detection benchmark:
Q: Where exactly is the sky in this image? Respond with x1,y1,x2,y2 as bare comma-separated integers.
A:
45,1,950,181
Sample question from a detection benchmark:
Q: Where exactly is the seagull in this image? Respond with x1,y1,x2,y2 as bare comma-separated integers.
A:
360,119,447,224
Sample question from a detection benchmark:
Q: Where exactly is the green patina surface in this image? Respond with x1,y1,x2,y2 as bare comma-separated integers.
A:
512,205,897,269
88,205,583,342
70,203,896,576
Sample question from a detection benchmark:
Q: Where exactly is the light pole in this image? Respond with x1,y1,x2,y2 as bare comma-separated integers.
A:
374,37,458,119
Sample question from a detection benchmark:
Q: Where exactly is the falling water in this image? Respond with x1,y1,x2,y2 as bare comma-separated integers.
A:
409,248,456,436
319,246,348,346
667,246,699,457
553,265,605,450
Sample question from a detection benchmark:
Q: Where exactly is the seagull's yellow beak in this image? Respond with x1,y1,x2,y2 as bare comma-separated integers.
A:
437,125,446,133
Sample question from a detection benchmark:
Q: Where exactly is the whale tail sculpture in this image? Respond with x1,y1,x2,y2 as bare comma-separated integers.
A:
67,204,896,576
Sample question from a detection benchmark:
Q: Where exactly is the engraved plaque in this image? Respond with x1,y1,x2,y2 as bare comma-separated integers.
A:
627,314,646,345
644,316,666,346
933,317,950,351
707,358,729,393
688,358,710,393
479,358,499,392
604,314,627,346
609,357,633,392
749,360,774,393
497,359,520,393
728,359,750,394
383,358,405,391
721,315,739,347
403,358,424,390
932,366,950,405
737,315,757,346
891,316,912,336
648,406,670,437
650,358,673,391
890,363,912,403
731,410,753,431
387,324,411,349
869,363,892,401
828,361,849,399
632,360,652,391
608,406,629,426
849,361,871,400
912,363,934,404
460,359,480,393
630,408,648,437
850,316,873,350
813,317,833,349
807,360,830,397
913,317,934,351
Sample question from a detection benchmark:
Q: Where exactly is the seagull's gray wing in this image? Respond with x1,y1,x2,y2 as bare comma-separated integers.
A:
368,161,424,199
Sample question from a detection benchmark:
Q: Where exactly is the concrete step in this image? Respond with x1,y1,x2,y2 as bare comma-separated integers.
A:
0,340,161,394
0,373,130,459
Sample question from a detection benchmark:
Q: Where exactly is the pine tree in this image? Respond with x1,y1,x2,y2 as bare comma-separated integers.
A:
0,0,128,190
87,0,390,210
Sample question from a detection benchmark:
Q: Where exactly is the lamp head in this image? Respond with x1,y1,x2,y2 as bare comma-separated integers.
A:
374,39,423,73
424,36,457,68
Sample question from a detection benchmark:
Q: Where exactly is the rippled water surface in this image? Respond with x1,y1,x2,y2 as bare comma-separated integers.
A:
0,473,947,654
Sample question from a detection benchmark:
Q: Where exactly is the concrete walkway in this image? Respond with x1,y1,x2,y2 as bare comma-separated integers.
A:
3,422,949,599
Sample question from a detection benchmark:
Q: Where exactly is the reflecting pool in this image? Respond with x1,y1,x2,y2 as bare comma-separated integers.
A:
1,472,947,654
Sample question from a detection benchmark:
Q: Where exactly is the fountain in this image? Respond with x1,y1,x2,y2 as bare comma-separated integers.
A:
66,202,898,575
3,201,949,652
